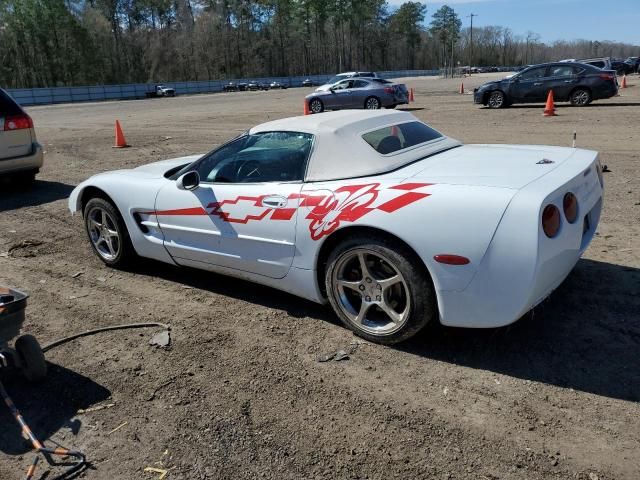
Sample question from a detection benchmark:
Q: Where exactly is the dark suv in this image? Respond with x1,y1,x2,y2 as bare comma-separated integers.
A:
474,62,618,108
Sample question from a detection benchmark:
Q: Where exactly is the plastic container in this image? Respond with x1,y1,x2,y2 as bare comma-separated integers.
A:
0,288,28,345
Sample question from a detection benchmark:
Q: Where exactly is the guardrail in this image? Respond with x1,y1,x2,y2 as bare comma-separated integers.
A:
6,70,441,107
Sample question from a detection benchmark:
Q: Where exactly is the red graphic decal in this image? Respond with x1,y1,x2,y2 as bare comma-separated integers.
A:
152,207,208,216
151,183,432,240
305,182,431,240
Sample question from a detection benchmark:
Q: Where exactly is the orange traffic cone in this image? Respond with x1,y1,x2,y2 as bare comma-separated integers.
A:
621,74,627,88
458,82,465,94
409,88,415,103
303,99,310,115
113,120,129,148
543,90,557,117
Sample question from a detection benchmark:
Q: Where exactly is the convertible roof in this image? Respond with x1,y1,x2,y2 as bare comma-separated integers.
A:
250,110,461,181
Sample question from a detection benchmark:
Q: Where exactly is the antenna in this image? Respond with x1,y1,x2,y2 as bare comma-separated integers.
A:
572,131,576,148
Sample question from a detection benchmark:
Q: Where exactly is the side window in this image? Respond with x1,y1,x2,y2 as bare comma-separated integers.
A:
194,132,314,184
333,80,351,90
549,65,575,77
353,80,369,88
519,67,547,80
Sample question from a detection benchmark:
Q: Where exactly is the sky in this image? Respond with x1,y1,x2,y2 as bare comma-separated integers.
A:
388,0,640,45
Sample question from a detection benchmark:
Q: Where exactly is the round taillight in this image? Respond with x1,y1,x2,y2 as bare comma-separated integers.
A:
563,192,578,223
542,205,561,238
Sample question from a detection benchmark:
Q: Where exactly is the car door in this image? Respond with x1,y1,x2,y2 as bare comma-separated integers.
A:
327,80,355,109
509,66,549,102
154,131,314,279
350,79,371,108
546,65,582,101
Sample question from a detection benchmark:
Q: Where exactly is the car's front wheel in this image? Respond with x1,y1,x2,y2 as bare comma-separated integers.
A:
325,235,436,344
487,90,506,108
364,96,381,109
309,98,324,114
83,197,135,267
570,88,591,106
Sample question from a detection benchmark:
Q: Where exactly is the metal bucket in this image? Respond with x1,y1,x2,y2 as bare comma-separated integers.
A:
0,288,28,346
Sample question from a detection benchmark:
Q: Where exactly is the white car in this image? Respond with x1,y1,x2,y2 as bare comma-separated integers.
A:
1,88,43,185
69,110,603,344
315,71,378,92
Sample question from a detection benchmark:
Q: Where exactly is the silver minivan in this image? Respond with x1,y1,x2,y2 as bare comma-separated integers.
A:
0,89,43,186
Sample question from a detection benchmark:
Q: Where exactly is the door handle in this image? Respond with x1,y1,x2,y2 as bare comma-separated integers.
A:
533,82,543,86
262,195,287,208
563,80,576,83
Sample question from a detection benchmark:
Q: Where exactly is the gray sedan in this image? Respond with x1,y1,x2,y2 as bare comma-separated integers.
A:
305,79,408,113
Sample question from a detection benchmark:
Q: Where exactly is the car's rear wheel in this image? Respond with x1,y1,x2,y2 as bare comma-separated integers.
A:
364,96,381,109
309,98,324,114
487,90,506,108
325,235,436,344
83,197,135,267
570,88,591,106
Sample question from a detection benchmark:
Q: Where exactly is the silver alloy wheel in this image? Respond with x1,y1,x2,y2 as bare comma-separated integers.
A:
86,206,121,261
331,248,410,335
488,91,504,108
310,99,323,113
365,97,380,109
572,90,589,106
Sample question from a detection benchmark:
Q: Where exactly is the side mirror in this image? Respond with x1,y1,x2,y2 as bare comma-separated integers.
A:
176,171,200,191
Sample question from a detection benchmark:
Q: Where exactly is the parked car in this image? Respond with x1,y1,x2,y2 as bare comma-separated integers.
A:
306,78,408,113
575,57,613,71
302,79,314,87
315,71,378,92
222,82,248,92
69,109,603,344
474,62,618,108
624,57,640,73
611,60,635,76
247,82,269,91
269,81,288,90
145,84,176,98
0,88,43,186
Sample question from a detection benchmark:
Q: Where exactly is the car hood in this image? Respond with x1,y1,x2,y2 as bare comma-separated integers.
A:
477,79,506,89
405,144,582,189
93,155,201,180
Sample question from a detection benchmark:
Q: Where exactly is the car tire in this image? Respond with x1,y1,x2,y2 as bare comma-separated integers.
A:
309,98,324,114
83,197,136,268
570,88,591,106
487,90,506,108
364,96,381,110
325,235,436,345
15,334,47,382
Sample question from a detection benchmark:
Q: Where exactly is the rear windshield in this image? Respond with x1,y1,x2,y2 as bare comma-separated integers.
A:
0,90,23,117
362,121,443,155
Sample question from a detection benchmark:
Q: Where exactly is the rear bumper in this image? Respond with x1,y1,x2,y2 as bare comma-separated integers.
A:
437,151,603,328
0,143,43,175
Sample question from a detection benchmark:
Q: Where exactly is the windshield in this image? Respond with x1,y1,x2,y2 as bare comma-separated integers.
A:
326,74,350,84
171,131,314,183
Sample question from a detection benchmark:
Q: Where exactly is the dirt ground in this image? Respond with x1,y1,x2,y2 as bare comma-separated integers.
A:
0,73,639,480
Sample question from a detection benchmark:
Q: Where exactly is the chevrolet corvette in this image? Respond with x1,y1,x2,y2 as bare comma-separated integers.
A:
69,110,603,344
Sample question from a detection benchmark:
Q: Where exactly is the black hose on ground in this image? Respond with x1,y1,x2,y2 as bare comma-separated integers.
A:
42,322,171,353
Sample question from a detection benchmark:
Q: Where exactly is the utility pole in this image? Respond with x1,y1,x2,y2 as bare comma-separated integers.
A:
468,13,477,71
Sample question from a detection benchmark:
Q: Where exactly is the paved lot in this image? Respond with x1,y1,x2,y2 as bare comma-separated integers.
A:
1,73,639,479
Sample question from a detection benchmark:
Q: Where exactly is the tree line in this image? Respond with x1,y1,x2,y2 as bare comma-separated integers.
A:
0,0,638,89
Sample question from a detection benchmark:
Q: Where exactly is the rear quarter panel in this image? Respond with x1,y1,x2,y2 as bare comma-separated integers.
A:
294,178,516,293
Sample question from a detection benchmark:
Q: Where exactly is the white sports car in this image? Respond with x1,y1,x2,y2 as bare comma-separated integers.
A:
69,110,603,344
